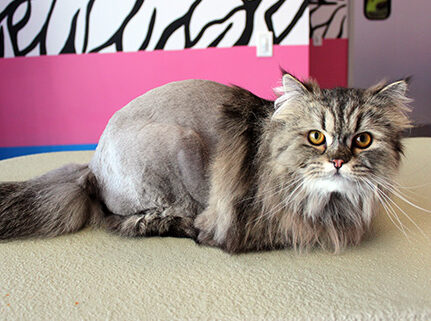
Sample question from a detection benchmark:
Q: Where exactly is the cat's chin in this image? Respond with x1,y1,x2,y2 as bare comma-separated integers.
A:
307,174,355,195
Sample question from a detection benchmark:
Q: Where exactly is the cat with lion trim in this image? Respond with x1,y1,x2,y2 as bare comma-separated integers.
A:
0,73,412,253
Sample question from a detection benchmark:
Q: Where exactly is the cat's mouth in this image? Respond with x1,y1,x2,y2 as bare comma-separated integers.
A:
329,168,351,179
329,170,354,183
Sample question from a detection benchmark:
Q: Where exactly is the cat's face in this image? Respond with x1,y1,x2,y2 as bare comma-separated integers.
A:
269,74,411,220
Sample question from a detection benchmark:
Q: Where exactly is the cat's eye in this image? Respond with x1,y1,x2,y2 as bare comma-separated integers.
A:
308,130,326,146
353,132,372,149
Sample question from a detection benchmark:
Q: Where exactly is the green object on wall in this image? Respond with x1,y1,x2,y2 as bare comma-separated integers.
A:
365,0,391,20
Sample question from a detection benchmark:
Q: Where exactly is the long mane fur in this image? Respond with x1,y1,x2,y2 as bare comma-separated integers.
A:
195,86,371,253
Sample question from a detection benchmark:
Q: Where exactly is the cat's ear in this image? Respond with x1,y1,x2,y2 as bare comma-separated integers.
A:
370,78,410,100
368,77,411,104
273,74,314,118
368,78,413,129
281,73,309,94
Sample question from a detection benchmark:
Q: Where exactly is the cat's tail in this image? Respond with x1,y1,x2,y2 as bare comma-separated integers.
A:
0,164,103,240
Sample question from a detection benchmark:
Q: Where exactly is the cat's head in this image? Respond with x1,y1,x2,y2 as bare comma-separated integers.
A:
267,74,412,249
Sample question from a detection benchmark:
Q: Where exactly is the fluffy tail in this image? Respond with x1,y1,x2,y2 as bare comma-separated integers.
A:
0,164,102,240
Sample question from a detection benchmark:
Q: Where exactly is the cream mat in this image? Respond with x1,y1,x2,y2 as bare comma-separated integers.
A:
1,138,430,320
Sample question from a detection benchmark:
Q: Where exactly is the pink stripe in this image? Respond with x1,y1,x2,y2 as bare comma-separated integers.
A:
0,45,308,147
309,38,348,88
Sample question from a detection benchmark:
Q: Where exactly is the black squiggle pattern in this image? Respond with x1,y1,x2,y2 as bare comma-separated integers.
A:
60,10,79,54
5,0,57,56
309,0,347,39
82,0,95,53
209,23,233,48
154,0,263,50
234,0,260,46
265,0,308,44
0,26,4,57
139,8,156,51
89,0,145,53
336,15,346,39
0,0,308,58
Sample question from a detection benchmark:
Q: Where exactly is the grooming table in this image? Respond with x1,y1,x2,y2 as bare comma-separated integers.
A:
1,138,430,320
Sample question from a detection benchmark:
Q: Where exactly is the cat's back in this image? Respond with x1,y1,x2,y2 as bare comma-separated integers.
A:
110,79,234,138
98,79,237,157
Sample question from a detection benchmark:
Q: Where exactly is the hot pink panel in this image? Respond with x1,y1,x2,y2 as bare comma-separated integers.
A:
309,38,348,88
0,45,308,147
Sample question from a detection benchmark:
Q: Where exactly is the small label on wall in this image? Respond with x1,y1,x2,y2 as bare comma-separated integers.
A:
256,31,273,57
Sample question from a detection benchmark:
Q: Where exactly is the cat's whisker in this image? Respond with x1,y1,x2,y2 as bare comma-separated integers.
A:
369,172,431,190
240,176,303,206
369,176,431,214
255,177,304,216
240,184,284,204
374,177,431,213
365,174,423,215
368,173,421,201
283,179,308,207
260,177,303,199
259,177,303,201
383,193,430,241
368,173,431,211
357,177,410,239
394,182,431,190
367,178,430,241
239,185,287,212
375,188,411,239
257,179,306,224
258,196,291,223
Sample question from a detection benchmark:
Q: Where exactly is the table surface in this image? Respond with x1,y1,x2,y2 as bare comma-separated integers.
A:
0,138,430,321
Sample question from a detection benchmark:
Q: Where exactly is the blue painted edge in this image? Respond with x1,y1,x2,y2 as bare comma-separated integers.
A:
0,144,98,160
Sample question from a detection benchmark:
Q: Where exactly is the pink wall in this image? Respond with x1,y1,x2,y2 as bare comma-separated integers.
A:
0,45,309,147
309,39,348,88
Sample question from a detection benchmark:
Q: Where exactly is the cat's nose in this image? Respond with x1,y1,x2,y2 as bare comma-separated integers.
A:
332,159,344,169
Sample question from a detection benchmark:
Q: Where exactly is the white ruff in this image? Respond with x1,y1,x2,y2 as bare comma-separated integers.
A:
301,175,360,220
306,176,355,195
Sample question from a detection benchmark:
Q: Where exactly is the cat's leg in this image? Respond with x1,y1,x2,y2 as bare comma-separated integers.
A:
102,207,197,238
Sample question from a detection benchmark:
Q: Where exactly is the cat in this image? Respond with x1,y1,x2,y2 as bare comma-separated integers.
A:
0,73,411,253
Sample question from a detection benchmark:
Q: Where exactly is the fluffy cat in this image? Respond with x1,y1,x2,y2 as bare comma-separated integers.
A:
0,74,411,253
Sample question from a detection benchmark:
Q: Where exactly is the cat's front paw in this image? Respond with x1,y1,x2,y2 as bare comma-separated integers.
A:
194,209,229,249
194,229,219,248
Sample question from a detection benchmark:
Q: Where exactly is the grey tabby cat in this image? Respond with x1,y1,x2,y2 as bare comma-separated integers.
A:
0,74,411,253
